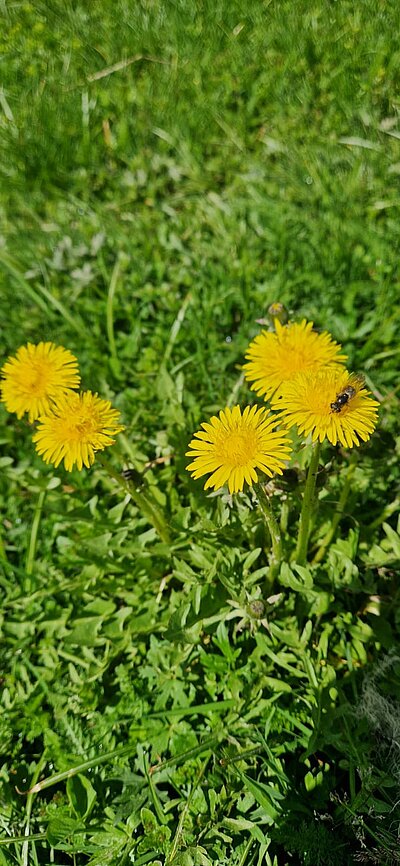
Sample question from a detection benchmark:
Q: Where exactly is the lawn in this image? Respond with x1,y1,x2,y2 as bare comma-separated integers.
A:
1,1,400,864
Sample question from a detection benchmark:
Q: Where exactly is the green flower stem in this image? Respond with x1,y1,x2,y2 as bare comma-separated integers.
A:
21,751,48,866
166,755,211,865
25,489,46,587
254,481,282,580
367,496,400,532
280,498,289,534
294,440,321,566
0,527,7,562
106,255,121,366
97,454,171,545
312,452,358,564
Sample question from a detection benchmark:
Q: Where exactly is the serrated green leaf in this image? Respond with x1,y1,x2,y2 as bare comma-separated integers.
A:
46,816,83,847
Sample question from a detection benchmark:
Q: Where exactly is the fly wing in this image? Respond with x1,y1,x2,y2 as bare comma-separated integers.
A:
348,372,365,391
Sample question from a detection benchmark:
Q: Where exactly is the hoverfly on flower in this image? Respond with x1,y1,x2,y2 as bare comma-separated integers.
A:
330,373,366,414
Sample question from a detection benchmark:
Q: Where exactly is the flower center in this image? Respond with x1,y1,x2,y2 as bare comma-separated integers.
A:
217,430,257,466
302,375,352,416
280,346,314,378
65,412,98,442
24,362,51,396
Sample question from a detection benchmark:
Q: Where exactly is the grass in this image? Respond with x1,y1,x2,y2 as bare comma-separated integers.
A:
1,1,400,863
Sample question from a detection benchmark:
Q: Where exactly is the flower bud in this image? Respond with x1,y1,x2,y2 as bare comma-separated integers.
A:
268,302,289,326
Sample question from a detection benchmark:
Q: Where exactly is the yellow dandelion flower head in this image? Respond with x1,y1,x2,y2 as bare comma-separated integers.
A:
0,342,80,422
272,369,379,448
186,404,292,494
244,319,347,400
32,390,125,471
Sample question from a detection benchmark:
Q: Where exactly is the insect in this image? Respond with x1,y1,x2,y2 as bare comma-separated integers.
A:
330,374,365,413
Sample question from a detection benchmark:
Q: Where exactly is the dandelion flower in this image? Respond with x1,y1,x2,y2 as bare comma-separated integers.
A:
32,391,125,471
1,342,80,422
272,369,379,448
186,404,292,494
244,319,346,400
